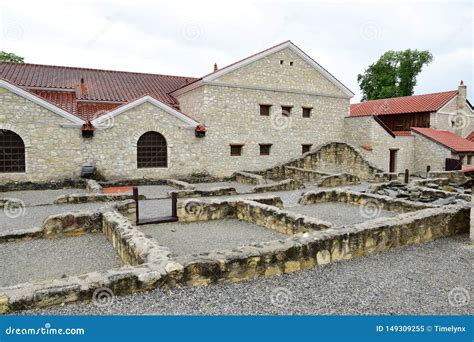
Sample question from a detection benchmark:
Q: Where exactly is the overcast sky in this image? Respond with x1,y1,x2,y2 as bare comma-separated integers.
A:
0,0,472,102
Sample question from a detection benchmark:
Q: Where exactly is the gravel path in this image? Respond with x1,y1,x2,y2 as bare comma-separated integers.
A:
286,202,397,225
19,235,473,315
0,233,122,288
0,188,87,206
140,219,285,257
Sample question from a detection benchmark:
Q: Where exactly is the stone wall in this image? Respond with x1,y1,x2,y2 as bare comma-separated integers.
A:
232,171,266,185
317,173,360,187
343,116,415,173
300,190,434,213
255,142,383,181
413,132,454,173
102,211,172,266
428,171,467,184
283,166,330,182
176,47,350,176
174,204,469,286
252,179,305,193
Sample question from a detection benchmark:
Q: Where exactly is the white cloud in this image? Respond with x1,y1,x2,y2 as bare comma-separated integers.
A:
0,0,472,102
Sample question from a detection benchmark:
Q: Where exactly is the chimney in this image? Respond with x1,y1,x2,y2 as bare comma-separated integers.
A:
213,63,218,72
457,80,467,111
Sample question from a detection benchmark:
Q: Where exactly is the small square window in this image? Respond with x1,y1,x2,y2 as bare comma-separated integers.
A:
290,61,294,66
259,104,271,116
259,144,272,156
302,107,312,118
282,106,292,117
230,144,243,156
302,144,312,154
280,60,284,65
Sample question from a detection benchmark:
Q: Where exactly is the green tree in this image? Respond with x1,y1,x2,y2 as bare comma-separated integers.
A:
357,49,433,101
0,51,24,63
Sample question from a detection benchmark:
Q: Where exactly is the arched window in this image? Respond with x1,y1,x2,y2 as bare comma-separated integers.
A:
0,130,25,173
137,131,167,168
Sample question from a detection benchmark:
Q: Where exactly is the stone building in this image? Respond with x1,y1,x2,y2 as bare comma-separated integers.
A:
346,83,474,174
0,40,472,183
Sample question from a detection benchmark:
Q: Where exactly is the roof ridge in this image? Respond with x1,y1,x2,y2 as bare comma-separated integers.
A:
0,61,197,80
352,90,458,105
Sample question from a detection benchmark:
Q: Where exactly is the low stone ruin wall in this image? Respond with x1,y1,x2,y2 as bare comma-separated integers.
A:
317,173,360,187
252,179,305,193
172,187,238,198
102,211,171,266
253,142,383,181
86,179,103,193
177,196,284,223
174,203,469,286
53,193,144,204
0,178,86,192
166,179,195,190
428,171,467,184
235,200,333,235
232,171,265,185
283,166,330,182
300,190,434,213
0,200,137,243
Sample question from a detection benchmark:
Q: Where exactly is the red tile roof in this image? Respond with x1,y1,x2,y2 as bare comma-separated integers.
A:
0,62,197,121
350,91,458,117
466,131,474,142
411,127,474,153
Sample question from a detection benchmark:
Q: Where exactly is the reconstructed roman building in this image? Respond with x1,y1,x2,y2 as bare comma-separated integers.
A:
0,41,472,183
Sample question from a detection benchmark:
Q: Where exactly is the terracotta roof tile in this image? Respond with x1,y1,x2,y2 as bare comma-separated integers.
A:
411,127,474,153
466,131,474,142
350,91,458,117
0,62,197,121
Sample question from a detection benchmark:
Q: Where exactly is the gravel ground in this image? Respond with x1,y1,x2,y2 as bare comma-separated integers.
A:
139,219,285,257
0,201,116,234
0,233,122,288
0,188,87,206
286,202,397,225
19,235,473,315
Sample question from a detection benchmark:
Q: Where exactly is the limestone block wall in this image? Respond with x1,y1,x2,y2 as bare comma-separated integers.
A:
413,132,454,173
343,116,415,173
176,47,350,177
0,89,83,183
82,102,204,179
256,142,382,181
430,96,474,137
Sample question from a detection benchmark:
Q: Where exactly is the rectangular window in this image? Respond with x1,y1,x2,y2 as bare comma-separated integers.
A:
282,106,292,117
259,144,272,156
302,144,312,154
302,107,312,118
230,144,243,156
259,104,271,116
